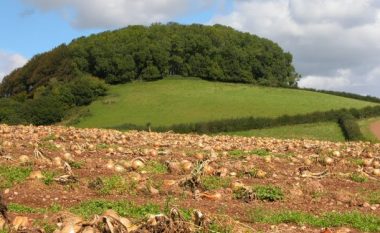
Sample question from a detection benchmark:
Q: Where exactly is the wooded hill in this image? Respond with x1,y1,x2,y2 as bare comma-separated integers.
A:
0,23,299,97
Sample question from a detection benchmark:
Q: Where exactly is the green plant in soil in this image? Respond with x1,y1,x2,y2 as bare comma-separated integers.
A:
141,161,168,174
201,176,232,190
42,171,57,185
253,185,284,201
98,175,137,195
0,166,32,189
349,172,367,183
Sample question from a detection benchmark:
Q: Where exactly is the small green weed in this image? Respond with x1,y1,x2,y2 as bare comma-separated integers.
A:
228,150,246,159
48,203,63,213
8,203,62,214
99,176,137,195
33,220,56,233
41,134,56,142
253,185,284,202
142,161,168,174
40,143,58,151
367,191,380,205
350,172,367,183
201,176,231,190
208,221,233,233
68,160,83,169
251,149,270,157
8,203,45,214
42,171,57,185
249,208,380,232
349,158,365,166
70,200,160,220
228,149,270,158
0,166,32,189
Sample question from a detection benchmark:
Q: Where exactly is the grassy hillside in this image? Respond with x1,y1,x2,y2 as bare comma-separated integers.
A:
227,122,345,141
358,117,380,142
74,77,377,128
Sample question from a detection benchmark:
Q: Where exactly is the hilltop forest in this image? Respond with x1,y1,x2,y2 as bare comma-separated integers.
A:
0,23,298,97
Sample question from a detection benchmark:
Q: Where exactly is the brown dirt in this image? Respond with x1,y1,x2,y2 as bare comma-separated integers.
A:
0,124,379,233
370,121,380,140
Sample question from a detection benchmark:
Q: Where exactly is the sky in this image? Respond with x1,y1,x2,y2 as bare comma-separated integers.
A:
0,0,379,97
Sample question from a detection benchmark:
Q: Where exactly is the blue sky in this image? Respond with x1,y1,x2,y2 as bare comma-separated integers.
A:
1,0,379,97
0,1,233,58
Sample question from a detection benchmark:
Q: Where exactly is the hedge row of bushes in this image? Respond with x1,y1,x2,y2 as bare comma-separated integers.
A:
111,105,380,140
338,113,364,141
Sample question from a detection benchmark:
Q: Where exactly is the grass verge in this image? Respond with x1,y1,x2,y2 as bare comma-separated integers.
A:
228,122,345,141
249,209,380,232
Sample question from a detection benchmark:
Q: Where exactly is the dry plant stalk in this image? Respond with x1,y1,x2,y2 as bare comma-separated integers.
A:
298,167,329,179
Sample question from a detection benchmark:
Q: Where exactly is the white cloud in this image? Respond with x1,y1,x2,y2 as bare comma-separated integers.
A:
298,69,353,90
22,0,219,28
212,0,380,97
0,51,28,82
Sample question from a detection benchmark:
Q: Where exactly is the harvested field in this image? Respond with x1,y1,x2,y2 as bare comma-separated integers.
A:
0,124,380,233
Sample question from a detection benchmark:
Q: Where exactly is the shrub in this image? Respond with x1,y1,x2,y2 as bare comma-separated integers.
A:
338,113,364,141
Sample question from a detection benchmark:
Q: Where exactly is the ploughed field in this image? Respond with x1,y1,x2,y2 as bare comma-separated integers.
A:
74,77,377,128
0,124,380,233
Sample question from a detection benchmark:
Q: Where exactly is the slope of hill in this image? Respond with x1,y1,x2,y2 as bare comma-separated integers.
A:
74,77,377,129
1,124,379,232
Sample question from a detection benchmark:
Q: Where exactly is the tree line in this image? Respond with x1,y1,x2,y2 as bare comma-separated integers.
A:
0,23,299,97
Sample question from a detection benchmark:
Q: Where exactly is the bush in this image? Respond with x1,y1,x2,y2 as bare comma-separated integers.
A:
66,76,107,106
338,113,364,141
21,96,67,125
0,98,26,124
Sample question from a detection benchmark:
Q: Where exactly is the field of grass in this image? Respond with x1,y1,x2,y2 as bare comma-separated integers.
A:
228,122,345,141
358,117,380,142
74,77,377,128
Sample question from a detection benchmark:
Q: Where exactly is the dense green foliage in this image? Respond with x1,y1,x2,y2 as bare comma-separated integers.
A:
0,76,107,125
0,23,299,97
338,113,364,141
76,77,376,128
